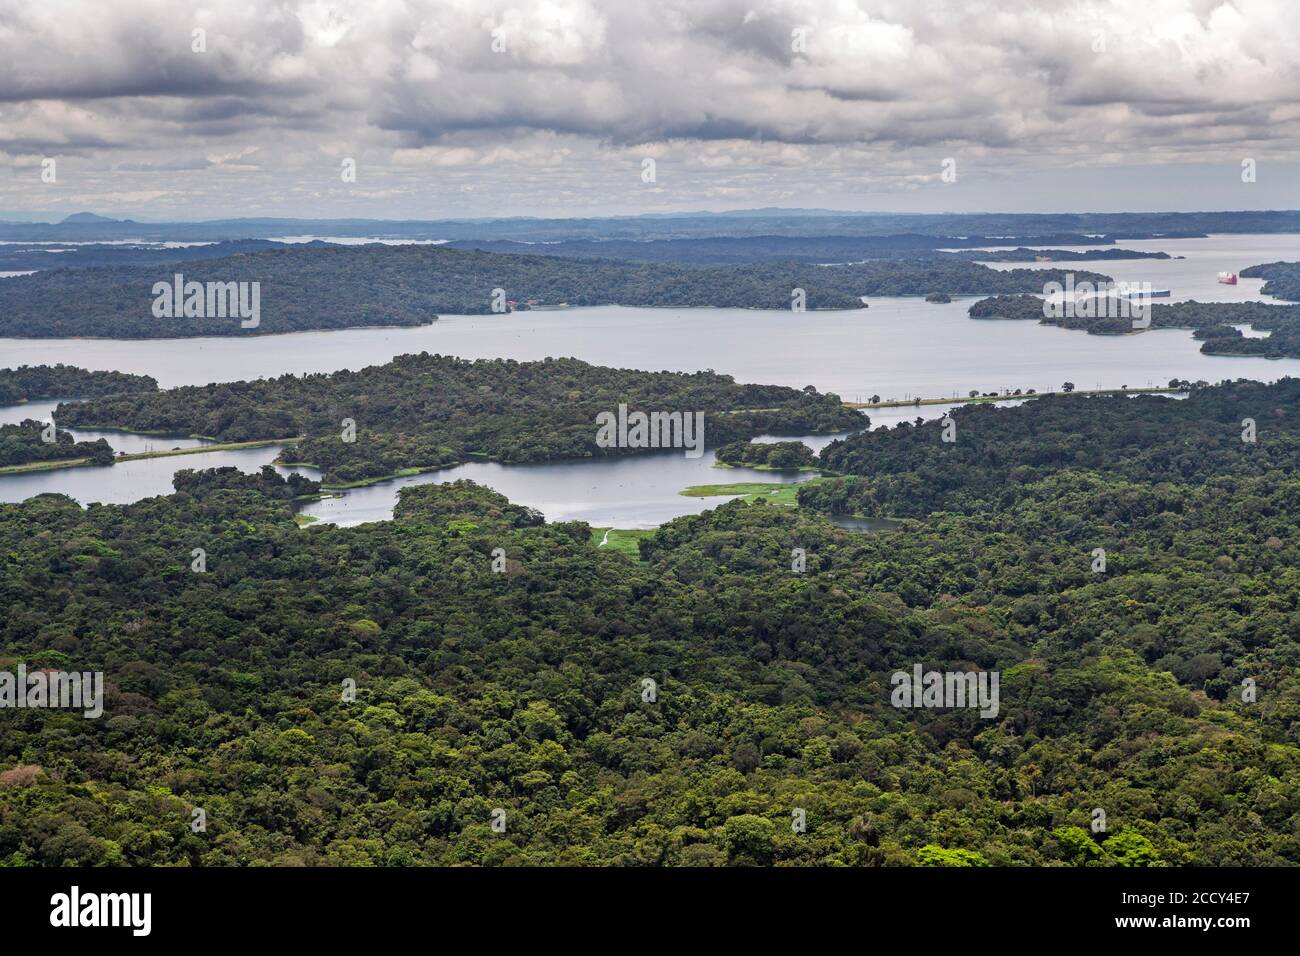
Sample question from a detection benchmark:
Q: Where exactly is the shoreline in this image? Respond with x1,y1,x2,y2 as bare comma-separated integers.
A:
711,460,821,473
844,385,1185,410
117,437,299,462
0,457,96,475
0,437,301,476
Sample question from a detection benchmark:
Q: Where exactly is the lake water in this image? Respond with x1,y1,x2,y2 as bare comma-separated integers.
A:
0,445,288,506
0,397,211,451
295,447,827,529
975,234,1297,308
1,232,1296,525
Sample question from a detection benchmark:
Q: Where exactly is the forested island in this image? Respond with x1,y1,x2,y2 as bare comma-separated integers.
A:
714,439,818,470
0,365,158,405
55,354,863,484
0,244,1106,337
0,420,114,469
964,247,1170,263
172,464,321,501
1,375,1297,866
969,294,1300,357
446,236,1166,266
0,236,1164,273
1240,261,1300,301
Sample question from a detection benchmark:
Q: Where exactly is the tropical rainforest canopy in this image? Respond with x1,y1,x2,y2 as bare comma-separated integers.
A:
0,244,1105,337
1,376,1297,867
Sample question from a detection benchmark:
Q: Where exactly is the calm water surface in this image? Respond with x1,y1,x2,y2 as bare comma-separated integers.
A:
1,233,1294,524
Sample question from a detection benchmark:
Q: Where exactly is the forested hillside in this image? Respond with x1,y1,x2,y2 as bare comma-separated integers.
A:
810,378,1300,516
1,397,1296,864
0,244,1105,338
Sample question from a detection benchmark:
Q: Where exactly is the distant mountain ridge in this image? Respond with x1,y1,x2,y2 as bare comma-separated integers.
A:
59,212,122,224
1,209,1297,244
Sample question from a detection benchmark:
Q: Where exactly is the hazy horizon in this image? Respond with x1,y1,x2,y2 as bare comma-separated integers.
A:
6,198,1300,227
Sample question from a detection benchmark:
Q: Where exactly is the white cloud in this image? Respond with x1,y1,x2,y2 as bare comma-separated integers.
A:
0,0,1296,217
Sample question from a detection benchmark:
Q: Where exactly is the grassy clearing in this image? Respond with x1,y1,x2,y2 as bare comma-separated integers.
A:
678,480,817,507
590,527,655,557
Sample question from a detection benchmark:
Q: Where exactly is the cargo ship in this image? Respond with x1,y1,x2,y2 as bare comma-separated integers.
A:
1218,271,1238,285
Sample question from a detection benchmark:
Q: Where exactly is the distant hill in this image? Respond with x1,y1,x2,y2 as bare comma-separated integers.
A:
0,234,1159,273
0,243,1104,338
446,235,1169,265
0,209,1296,244
0,238,285,273
59,212,121,224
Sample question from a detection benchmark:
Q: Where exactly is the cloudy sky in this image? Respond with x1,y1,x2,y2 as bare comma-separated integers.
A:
1,0,1298,221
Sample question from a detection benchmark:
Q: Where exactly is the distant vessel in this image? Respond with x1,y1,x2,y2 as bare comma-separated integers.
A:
1126,288,1170,298
1218,271,1238,285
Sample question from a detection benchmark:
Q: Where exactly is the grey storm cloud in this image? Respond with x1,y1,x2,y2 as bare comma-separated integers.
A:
0,0,1297,217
